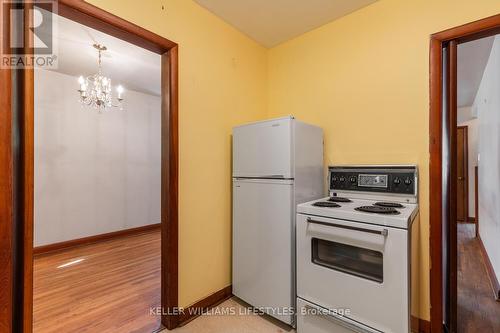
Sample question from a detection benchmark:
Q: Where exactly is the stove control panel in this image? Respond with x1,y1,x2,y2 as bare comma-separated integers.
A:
329,166,417,195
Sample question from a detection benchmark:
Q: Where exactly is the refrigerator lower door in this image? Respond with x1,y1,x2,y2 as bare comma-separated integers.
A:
232,178,294,325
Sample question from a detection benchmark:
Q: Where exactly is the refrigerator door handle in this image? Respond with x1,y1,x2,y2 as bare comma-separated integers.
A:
235,175,286,179
233,178,294,185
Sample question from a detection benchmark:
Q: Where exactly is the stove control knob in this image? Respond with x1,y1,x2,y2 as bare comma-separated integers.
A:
394,177,401,185
404,177,412,185
350,176,357,183
332,176,338,182
339,176,346,182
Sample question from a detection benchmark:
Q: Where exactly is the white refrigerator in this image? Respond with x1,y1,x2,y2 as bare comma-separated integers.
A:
232,116,323,326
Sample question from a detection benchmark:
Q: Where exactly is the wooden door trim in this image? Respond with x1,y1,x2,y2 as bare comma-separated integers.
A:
0,0,180,331
161,45,179,330
474,166,479,237
429,13,500,333
22,3,35,332
37,0,176,53
0,1,14,331
447,39,458,333
457,125,469,222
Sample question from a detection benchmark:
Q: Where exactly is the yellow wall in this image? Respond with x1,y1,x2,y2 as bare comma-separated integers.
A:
268,0,500,319
87,0,500,318
87,0,268,307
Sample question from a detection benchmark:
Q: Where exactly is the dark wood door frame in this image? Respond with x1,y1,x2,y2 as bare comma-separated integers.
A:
429,13,500,333
456,125,469,222
474,166,479,237
0,2,14,332
0,0,180,331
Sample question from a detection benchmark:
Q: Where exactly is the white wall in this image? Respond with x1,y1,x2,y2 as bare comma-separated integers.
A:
457,106,473,123
457,107,478,218
34,69,161,246
475,35,500,282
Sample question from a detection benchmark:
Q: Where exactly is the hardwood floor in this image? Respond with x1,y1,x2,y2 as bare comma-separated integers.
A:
458,223,500,333
33,229,161,333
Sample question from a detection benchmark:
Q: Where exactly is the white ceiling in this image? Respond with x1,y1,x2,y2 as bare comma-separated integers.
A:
38,10,161,96
194,0,378,48
457,36,495,108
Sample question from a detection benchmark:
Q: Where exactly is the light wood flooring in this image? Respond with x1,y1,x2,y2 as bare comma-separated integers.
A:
458,223,500,333
33,229,161,333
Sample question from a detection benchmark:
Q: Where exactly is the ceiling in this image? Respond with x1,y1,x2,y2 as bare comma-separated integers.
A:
41,4,493,104
37,10,161,96
457,36,495,108
194,0,378,48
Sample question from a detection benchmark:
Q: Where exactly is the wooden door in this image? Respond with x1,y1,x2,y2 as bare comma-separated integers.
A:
457,126,469,222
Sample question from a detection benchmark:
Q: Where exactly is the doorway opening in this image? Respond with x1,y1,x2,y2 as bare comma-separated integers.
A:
0,1,179,331
429,13,500,333
455,35,500,332
33,9,163,332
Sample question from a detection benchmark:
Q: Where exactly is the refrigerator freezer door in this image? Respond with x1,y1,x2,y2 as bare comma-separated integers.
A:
233,117,293,178
232,178,294,325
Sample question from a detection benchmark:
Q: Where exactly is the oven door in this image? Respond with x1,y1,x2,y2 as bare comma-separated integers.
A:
297,213,409,333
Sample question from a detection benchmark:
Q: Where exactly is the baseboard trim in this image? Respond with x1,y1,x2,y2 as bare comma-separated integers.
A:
478,235,500,301
178,285,233,327
34,223,161,256
411,315,431,333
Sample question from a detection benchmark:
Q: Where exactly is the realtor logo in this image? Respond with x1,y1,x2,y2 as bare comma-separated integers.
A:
1,0,58,68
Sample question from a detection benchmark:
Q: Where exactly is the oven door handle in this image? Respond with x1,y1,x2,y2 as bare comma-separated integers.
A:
304,304,383,333
306,217,388,236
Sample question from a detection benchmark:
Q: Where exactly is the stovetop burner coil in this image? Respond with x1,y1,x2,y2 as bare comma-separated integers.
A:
374,202,405,208
313,201,341,208
355,205,401,215
328,197,352,203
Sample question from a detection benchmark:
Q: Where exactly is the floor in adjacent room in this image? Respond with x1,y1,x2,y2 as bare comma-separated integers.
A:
458,223,500,333
33,229,161,333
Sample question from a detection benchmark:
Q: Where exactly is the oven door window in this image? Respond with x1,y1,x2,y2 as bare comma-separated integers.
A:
311,238,383,283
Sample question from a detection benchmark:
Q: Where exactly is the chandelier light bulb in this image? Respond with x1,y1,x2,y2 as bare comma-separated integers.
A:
117,85,124,100
78,75,87,92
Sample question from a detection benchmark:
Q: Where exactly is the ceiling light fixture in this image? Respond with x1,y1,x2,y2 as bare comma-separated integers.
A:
77,43,124,111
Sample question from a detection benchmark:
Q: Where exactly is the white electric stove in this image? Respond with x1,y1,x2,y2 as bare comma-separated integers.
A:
296,165,420,333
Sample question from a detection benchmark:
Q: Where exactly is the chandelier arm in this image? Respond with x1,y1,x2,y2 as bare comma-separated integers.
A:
98,48,102,74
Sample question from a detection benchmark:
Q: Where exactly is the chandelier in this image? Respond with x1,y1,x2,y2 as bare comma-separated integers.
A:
77,44,124,111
